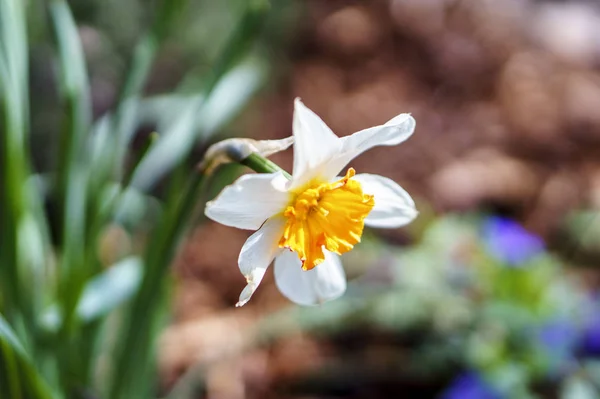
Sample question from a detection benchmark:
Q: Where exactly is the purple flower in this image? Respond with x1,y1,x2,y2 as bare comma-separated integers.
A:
441,372,502,399
481,217,544,266
539,320,578,354
537,319,578,376
581,310,600,356
581,318,600,356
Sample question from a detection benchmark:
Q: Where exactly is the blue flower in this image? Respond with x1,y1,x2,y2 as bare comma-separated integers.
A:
537,319,578,376
481,217,544,266
581,317,600,356
581,308,600,356
539,320,577,350
441,372,503,399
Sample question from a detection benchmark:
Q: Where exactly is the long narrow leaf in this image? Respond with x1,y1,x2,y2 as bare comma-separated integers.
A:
0,0,44,338
108,2,271,395
129,57,266,192
50,0,91,210
40,257,144,332
107,173,205,399
0,316,56,399
49,0,93,328
48,3,101,394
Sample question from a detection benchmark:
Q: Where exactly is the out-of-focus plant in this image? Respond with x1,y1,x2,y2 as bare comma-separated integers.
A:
0,0,278,397
441,371,502,399
247,214,600,398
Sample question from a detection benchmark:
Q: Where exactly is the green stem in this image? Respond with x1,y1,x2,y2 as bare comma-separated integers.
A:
241,153,291,179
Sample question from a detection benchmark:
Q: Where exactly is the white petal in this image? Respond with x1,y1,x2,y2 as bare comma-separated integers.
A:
353,173,417,228
236,217,285,307
321,114,416,179
205,172,289,230
274,249,347,306
290,98,341,189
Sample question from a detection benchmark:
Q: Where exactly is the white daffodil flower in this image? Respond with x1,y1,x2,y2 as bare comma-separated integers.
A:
205,98,417,307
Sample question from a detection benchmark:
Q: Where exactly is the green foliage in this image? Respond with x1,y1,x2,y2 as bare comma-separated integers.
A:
0,0,274,397
0,316,56,399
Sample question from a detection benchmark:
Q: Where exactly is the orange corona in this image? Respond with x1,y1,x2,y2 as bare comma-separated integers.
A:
279,168,375,270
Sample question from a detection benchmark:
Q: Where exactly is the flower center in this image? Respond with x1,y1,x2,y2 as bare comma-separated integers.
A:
279,168,375,270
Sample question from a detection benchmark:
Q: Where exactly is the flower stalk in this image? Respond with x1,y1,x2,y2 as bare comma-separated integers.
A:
241,153,292,178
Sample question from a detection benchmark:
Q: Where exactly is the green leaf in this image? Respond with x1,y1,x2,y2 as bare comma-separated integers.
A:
49,0,94,334
0,0,43,334
107,173,205,399
77,258,142,320
106,2,270,398
40,257,144,332
129,57,267,192
129,95,202,192
50,1,91,112
50,0,92,200
0,316,56,399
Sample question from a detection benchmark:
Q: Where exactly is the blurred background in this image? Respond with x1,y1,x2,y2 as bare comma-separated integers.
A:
14,0,600,398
